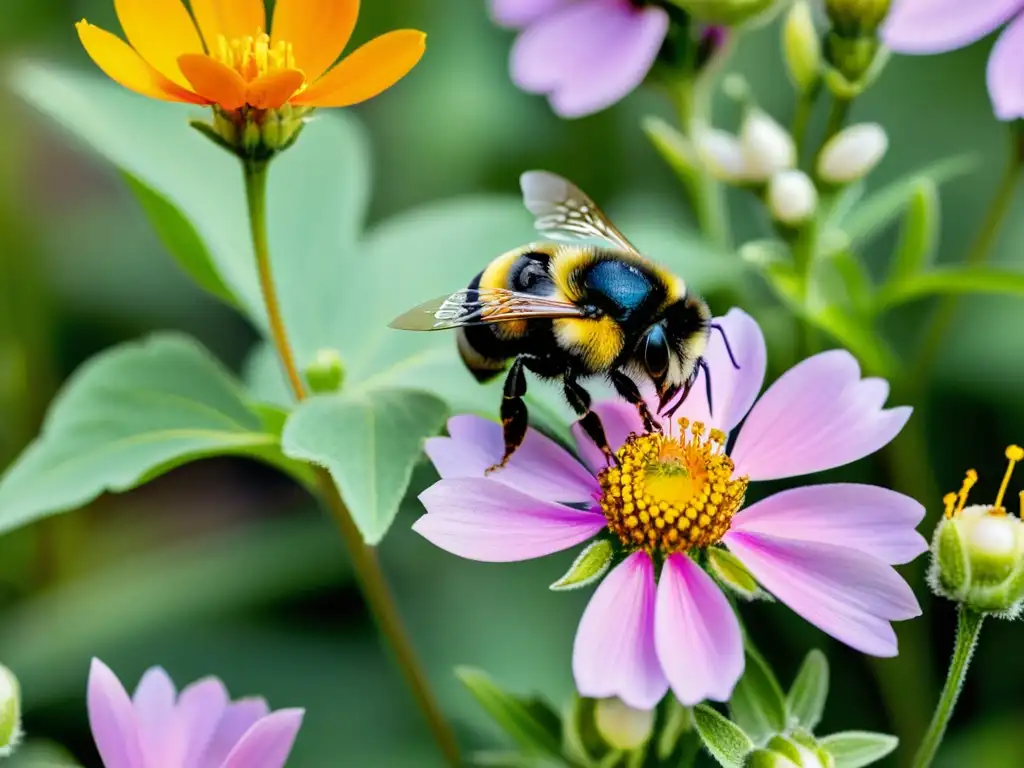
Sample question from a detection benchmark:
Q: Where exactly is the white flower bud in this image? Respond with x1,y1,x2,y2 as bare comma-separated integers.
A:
594,697,654,750
767,170,818,225
0,665,22,757
816,123,888,184
740,109,797,181
694,127,750,182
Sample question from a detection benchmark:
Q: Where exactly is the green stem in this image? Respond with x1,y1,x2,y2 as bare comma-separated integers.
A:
791,89,817,162
910,608,984,768
242,160,462,766
677,79,730,251
822,96,850,145
911,132,1024,390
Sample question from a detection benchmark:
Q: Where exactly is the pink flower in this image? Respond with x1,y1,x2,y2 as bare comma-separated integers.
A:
491,0,671,118
414,308,925,709
883,0,1024,120
87,658,304,768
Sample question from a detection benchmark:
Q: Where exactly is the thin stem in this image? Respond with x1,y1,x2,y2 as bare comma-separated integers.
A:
910,608,984,768
791,89,817,162
676,78,731,251
242,160,462,766
912,132,1023,390
822,96,850,145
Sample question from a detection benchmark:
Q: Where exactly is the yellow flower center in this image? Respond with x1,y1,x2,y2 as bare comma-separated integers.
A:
214,31,296,82
944,444,1024,519
598,419,749,554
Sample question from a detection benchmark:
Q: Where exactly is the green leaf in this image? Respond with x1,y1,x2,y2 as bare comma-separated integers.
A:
456,667,565,758
729,648,788,744
470,751,570,768
874,265,1024,311
657,698,695,762
550,540,614,591
0,334,286,535
839,154,977,249
820,732,898,768
885,178,940,286
563,696,607,766
822,250,873,320
708,548,769,601
642,116,698,183
281,388,448,544
6,741,82,767
693,705,754,768
786,650,829,732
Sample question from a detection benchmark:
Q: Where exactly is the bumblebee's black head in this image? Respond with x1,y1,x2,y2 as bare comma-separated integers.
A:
635,295,712,415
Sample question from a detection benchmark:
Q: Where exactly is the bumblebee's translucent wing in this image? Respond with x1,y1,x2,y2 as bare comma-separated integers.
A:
389,287,586,331
520,170,642,256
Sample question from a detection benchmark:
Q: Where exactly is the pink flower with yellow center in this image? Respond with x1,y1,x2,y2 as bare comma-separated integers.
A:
75,0,426,113
413,308,926,709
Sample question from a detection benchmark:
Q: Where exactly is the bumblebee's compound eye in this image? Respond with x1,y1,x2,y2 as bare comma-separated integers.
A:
643,325,670,382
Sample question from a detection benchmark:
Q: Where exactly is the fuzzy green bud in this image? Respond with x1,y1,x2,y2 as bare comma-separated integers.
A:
747,735,834,768
305,348,345,394
0,664,22,757
594,698,655,750
191,105,309,161
783,1,822,94
930,447,1024,617
824,0,891,37
666,0,780,26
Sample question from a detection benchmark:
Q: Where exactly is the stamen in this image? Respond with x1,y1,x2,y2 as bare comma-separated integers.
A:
994,444,1024,511
956,470,977,516
943,492,957,519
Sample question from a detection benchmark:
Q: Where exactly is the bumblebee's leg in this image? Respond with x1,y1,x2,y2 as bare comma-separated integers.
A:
564,375,617,467
485,357,528,475
609,370,660,433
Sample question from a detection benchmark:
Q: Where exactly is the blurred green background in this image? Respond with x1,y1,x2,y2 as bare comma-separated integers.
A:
1,1,1023,766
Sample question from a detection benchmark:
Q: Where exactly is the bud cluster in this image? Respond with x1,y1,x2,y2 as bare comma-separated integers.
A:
930,446,1024,617
747,733,835,768
192,104,313,161
821,0,893,97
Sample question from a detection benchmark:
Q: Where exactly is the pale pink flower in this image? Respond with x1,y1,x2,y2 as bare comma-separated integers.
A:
414,308,925,709
883,0,1024,120
87,658,304,768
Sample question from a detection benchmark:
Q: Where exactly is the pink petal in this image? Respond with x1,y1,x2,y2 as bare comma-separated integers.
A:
724,532,921,657
731,484,927,565
178,678,230,766
572,401,644,474
220,709,305,768
655,554,744,705
988,12,1024,119
882,0,1023,53
201,699,271,768
573,552,668,709
88,659,145,768
132,667,177,762
510,0,669,118
426,415,598,504
674,309,767,433
414,478,606,562
491,0,573,28
730,350,911,481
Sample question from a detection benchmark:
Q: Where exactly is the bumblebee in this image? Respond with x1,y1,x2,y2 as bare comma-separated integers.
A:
389,171,738,471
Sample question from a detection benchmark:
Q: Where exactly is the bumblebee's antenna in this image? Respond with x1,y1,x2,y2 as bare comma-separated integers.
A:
711,323,741,369
699,358,714,417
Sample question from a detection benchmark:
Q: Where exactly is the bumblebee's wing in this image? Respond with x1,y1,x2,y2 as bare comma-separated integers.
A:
520,170,642,257
389,287,586,331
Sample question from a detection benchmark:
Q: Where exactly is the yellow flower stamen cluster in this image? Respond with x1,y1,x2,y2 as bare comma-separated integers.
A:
944,445,1024,519
214,31,296,82
598,419,748,554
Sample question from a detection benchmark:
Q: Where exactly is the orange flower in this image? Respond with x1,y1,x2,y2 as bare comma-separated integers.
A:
75,0,426,111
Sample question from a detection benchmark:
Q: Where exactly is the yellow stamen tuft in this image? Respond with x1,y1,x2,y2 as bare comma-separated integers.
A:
213,30,296,82
954,470,977,516
943,492,958,519
597,419,748,554
994,445,1023,512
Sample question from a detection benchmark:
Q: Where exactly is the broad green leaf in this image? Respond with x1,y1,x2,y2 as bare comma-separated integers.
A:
693,705,754,768
786,650,829,731
820,732,898,768
11,62,370,365
0,334,289,535
885,178,940,286
729,648,788,744
874,265,1024,311
281,388,448,544
456,667,565,758
838,154,977,249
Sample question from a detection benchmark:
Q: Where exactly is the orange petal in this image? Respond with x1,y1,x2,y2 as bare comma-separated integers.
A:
292,29,425,108
178,53,247,109
190,0,266,50
112,0,204,87
271,0,359,84
246,69,305,109
76,21,205,104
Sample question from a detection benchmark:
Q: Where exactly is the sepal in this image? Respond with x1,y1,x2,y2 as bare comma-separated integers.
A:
551,540,614,591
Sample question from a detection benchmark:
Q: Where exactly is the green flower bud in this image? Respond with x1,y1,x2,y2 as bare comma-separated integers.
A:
305,348,345,394
929,447,1024,617
594,697,654,750
665,0,780,26
747,735,833,768
783,1,822,94
824,0,892,37
0,664,22,757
